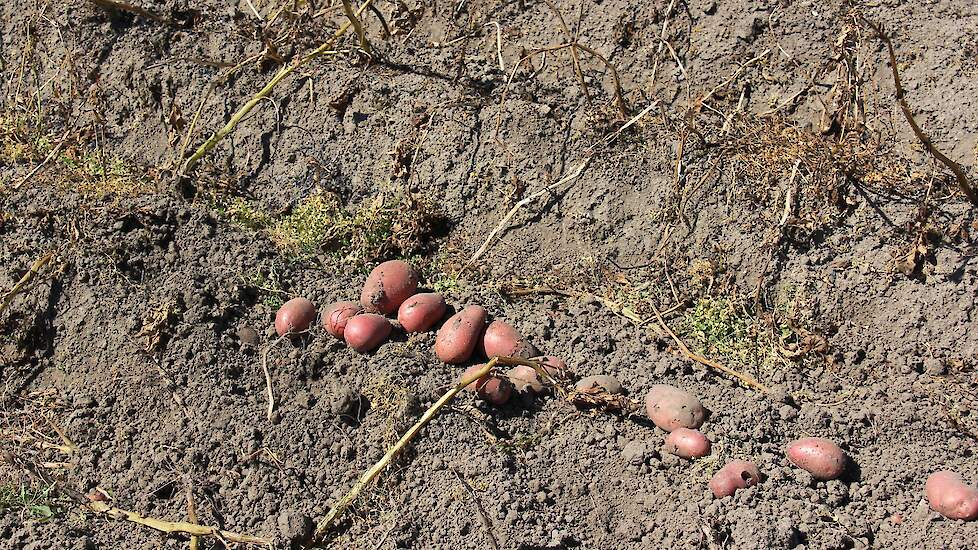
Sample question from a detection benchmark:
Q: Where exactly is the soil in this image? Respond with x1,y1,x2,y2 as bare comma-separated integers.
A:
3,0,978,549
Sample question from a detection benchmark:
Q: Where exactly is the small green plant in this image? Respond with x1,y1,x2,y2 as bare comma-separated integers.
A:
240,262,288,309
0,482,62,521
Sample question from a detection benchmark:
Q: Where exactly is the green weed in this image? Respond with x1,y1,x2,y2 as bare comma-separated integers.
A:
0,482,62,521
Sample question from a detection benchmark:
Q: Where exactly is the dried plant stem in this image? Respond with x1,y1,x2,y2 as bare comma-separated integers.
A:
341,0,372,55
86,500,272,546
310,356,539,545
648,0,678,93
649,303,769,393
860,16,978,205
0,251,54,317
182,0,373,173
85,0,166,24
13,129,71,190
699,49,770,107
542,0,590,105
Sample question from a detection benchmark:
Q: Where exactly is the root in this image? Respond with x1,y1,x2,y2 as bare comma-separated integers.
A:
860,16,978,205
86,500,272,546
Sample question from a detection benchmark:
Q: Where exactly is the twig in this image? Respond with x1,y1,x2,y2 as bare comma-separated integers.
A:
86,500,272,546
452,469,500,550
85,0,167,24
185,482,200,550
484,22,505,71
308,356,540,546
649,303,769,393
648,0,677,93
0,251,54,317
472,101,657,269
860,16,978,205
698,49,771,107
259,336,287,421
13,129,71,190
541,0,590,105
182,0,374,173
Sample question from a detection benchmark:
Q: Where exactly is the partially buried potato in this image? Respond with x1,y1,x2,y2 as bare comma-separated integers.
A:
435,305,488,364
644,384,706,432
785,437,848,480
360,260,420,314
343,314,392,353
709,460,761,498
480,320,538,359
507,365,544,393
397,292,447,333
322,301,362,339
532,356,568,377
575,375,622,394
664,428,711,459
926,471,978,521
460,364,490,392
477,376,513,406
275,298,316,337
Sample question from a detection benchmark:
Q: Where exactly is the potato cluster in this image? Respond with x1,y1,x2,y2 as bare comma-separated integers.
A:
274,261,978,517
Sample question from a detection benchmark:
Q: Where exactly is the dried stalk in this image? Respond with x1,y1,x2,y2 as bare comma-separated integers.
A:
0,251,54,317
86,500,272,546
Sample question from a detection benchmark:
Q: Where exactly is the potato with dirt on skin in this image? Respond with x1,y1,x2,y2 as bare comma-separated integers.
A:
479,320,538,359
397,292,447,333
709,460,761,498
343,314,392,353
359,260,420,315
575,375,623,394
532,355,569,377
477,376,513,406
322,301,362,339
644,384,706,432
435,305,488,364
664,428,712,459
275,297,317,337
786,437,848,480
926,471,978,521
507,365,545,394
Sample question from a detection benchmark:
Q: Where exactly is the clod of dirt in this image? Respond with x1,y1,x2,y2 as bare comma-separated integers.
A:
236,325,259,346
277,510,313,549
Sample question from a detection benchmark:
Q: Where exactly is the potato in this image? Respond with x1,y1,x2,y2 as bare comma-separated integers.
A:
359,260,420,314
644,384,706,432
786,437,848,480
709,460,761,498
460,364,490,392
575,375,622,394
532,355,568,377
477,376,513,406
926,471,978,521
275,297,316,337
397,292,447,333
343,314,392,353
507,365,544,393
322,301,362,339
664,428,712,459
480,320,538,359
434,305,488,364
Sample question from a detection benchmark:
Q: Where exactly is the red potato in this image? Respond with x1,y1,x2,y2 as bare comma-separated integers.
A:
664,428,712,459
460,364,490,392
926,471,978,521
480,320,538,359
343,314,392,353
359,260,420,314
507,365,544,393
645,384,706,432
786,437,848,480
575,375,623,394
709,460,761,498
397,293,447,333
275,298,316,337
322,301,362,339
435,305,488,364
477,376,513,406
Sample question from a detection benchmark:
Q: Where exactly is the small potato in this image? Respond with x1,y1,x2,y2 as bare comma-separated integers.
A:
343,314,392,353
397,292,447,333
709,460,761,498
575,375,622,394
507,365,544,393
480,320,538,359
322,301,362,339
477,376,513,406
435,305,488,364
360,260,420,314
532,355,568,377
460,364,490,392
926,471,978,521
275,297,316,337
644,384,706,432
664,428,712,459
786,437,848,480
